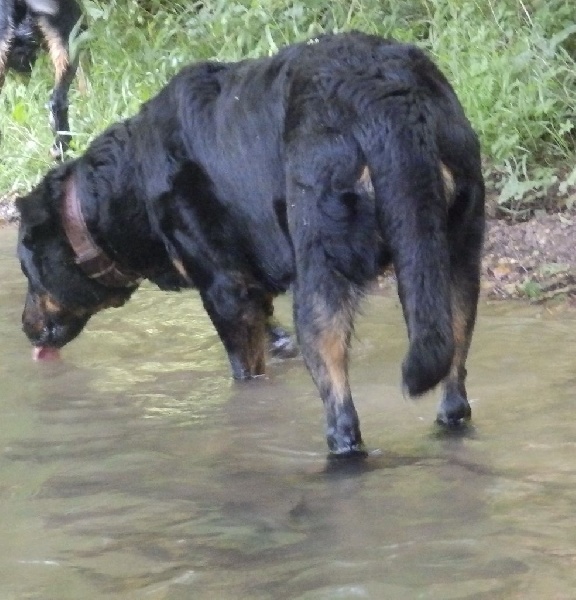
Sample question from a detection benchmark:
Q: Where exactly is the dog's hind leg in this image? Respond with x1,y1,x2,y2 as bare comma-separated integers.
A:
286,136,375,455
437,178,485,427
293,280,364,455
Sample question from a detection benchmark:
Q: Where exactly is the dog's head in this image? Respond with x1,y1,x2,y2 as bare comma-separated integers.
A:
16,174,135,358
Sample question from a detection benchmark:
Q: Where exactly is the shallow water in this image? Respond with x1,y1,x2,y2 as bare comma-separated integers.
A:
1,226,575,599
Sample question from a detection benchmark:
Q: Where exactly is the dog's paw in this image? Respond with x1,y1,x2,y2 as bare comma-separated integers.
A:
436,395,472,428
267,326,299,359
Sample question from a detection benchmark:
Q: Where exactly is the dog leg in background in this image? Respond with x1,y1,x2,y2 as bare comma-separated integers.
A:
0,2,13,148
0,0,14,95
35,0,83,158
263,293,299,359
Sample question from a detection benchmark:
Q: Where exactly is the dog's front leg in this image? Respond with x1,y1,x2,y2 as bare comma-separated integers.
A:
199,274,268,380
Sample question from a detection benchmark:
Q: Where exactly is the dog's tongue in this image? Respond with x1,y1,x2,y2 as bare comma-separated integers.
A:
32,346,61,361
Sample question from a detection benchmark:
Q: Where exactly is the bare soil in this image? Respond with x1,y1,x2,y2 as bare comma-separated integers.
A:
482,209,576,305
2,189,575,305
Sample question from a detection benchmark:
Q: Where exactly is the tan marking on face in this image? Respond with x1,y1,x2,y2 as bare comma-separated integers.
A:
42,294,63,314
38,292,89,318
355,166,375,199
440,162,455,206
38,18,69,83
37,288,120,317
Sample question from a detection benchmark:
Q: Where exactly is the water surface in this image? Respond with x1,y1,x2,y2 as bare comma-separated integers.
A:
1,226,575,599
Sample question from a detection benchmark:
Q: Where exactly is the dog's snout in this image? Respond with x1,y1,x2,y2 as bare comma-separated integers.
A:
21,289,92,350
22,307,49,344
37,324,56,346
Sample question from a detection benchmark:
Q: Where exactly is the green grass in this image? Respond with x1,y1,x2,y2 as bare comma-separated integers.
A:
1,0,574,215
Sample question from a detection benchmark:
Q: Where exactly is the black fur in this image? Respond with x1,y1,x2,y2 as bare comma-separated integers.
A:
16,32,485,455
0,0,83,157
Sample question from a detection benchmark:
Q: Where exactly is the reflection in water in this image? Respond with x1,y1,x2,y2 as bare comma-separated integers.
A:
1,227,576,599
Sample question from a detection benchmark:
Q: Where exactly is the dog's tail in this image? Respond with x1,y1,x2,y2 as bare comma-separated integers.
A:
355,89,454,397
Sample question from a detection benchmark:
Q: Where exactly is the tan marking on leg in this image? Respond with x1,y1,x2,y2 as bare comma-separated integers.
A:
311,293,351,402
251,342,266,376
449,303,467,377
317,328,348,400
447,287,476,382
37,18,69,83
440,162,455,206
40,290,126,319
40,292,89,317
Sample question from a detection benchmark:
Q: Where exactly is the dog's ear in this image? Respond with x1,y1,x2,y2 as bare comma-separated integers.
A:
15,189,52,229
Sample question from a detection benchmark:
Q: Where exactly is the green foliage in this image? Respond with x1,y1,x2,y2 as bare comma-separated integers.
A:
0,0,574,216
521,280,543,300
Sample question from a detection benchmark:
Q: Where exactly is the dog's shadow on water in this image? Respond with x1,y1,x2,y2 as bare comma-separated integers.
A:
431,420,479,441
321,449,419,478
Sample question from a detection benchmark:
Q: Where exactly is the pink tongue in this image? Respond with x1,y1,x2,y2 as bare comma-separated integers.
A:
32,346,61,361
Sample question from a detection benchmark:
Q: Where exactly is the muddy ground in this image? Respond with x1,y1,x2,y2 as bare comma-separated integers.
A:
2,188,575,306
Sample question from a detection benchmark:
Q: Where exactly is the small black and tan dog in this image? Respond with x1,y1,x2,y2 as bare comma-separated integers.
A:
16,32,485,456
0,0,83,157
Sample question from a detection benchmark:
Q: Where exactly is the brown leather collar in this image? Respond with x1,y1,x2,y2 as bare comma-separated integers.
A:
61,175,142,288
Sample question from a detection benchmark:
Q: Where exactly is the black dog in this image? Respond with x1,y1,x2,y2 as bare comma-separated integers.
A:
16,32,485,456
0,0,83,157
